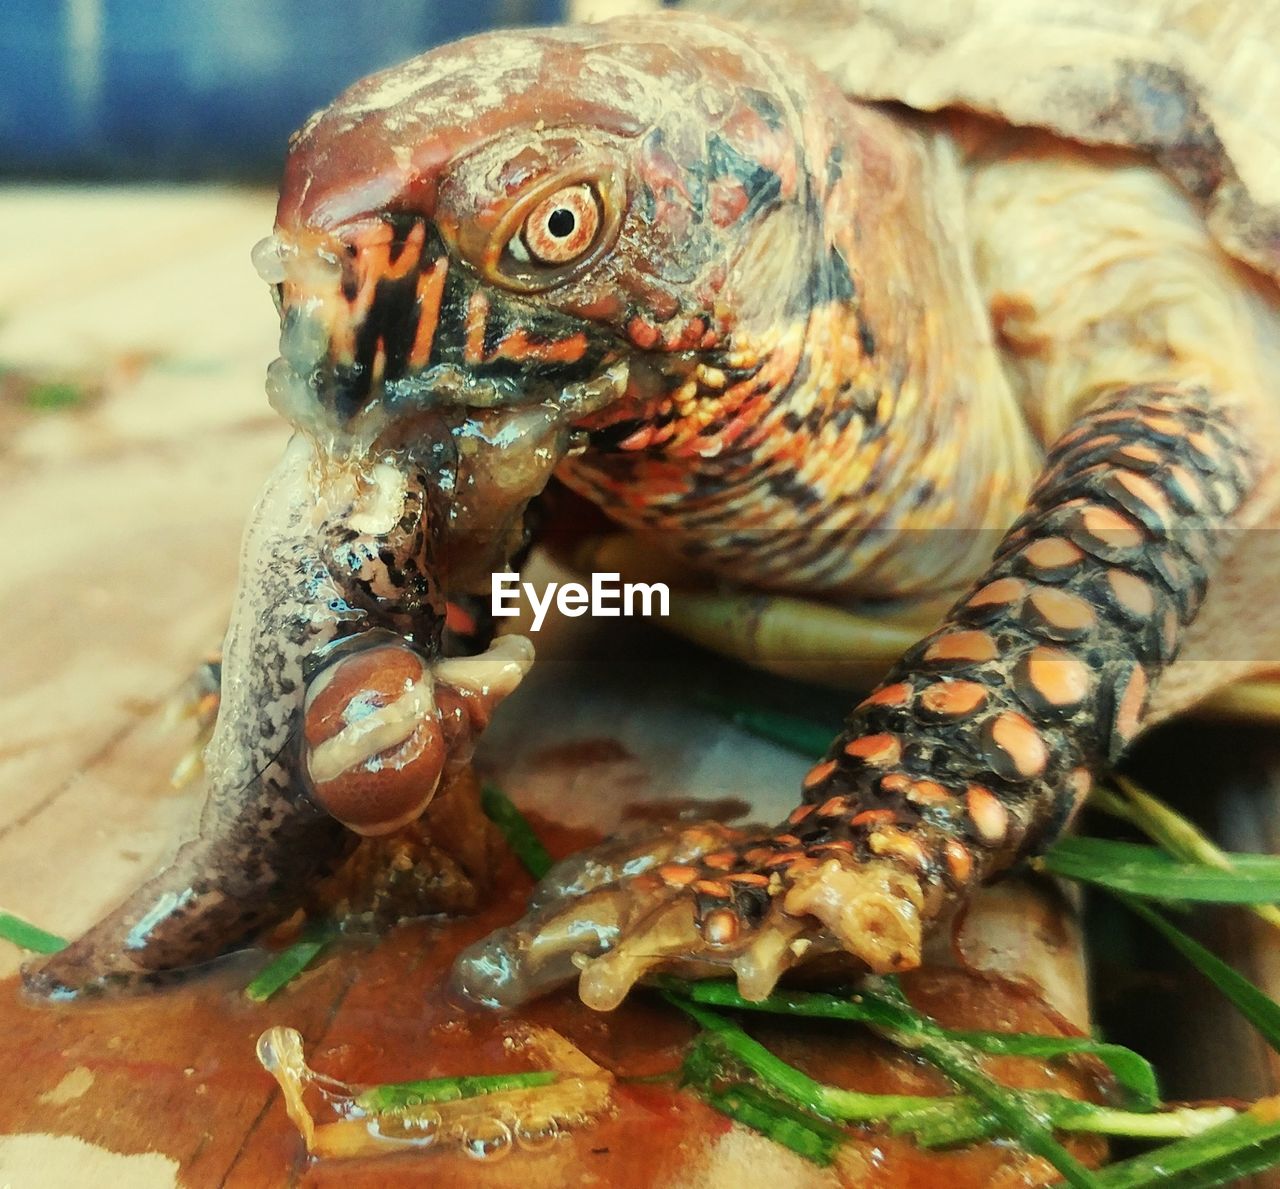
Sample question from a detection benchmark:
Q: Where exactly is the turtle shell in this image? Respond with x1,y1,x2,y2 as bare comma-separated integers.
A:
690,0,1280,286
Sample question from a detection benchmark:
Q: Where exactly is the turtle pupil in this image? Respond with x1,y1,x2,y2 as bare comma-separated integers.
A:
547,208,576,238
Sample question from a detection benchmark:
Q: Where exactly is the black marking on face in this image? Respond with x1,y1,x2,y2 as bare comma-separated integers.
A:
825,144,845,191
742,87,786,129
706,134,782,221
859,319,877,358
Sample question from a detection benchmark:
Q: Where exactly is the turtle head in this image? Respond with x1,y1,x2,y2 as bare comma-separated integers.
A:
259,12,832,458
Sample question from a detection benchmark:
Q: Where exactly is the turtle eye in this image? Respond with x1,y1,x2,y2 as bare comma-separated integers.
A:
517,184,601,266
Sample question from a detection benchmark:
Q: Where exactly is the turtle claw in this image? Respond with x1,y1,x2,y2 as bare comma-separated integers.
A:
454,819,931,1011
576,896,707,1011
452,887,622,1008
454,821,739,1008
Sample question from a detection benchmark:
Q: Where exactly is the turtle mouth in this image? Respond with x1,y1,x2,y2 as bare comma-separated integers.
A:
254,217,621,443
254,216,633,596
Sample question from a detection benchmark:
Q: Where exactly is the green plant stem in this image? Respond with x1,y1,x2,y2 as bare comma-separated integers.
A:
1117,896,1280,1053
666,986,1095,1187
703,1082,845,1166
694,692,835,758
1037,837,1280,903
669,996,929,1121
0,911,68,954
891,1093,1236,1148
1090,1102,1280,1189
480,783,554,880
675,999,1222,1148
664,978,1157,1108
1092,778,1280,929
354,1070,558,1114
244,926,334,1002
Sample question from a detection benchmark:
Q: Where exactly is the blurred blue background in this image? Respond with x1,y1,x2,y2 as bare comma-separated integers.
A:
0,0,565,179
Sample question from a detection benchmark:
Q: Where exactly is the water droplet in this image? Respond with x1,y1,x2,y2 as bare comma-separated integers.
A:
461,1118,513,1162
372,1109,441,1145
515,1116,561,1151
251,235,288,285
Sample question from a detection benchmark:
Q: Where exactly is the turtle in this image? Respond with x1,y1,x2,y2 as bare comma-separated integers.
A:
26,0,1280,1009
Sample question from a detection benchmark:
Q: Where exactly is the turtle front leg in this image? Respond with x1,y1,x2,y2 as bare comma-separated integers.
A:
456,384,1255,1009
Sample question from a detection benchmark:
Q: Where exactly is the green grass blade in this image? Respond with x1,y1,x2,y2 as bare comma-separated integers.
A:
893,1094,1236,1149
244,926,334,1002
1040,838,1280,903
1091,1103,1280,1189
668,995,932,1121
480,783,554,880
694,692,835,758
27,382,86,411
941,1031,1158,1108
355,1070,558,1114
702,1082,845,1167
665,983,1097,1187
0,911,68,955
1102,778,1280,930
667,978,1157,1108
672,995,1188,1152
899,1032,1098,1188
1119,896,1280,1053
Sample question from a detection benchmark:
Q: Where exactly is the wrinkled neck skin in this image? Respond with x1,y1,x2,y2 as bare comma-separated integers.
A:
562,101,1040,600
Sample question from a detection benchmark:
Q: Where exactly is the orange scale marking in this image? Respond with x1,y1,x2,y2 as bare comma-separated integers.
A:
803,759,837,789
860,682,913,709
966,785,1009,844
844,733,903,766
923,630,999,665
849,808,897,829
1025,585,1097,634
1022,537,1085,572
693,879,733,898
868,828,928,869
904,779,951,805
944,839,974,884
988,711,1050,779
1114,665,1149,746
1107,569,1156,618
1078,504,1144,550
919,680,988,719
702,909,739,946
1021,645,1091,708
1115,469,1173,525
967,577,1028,609
658,864,698,887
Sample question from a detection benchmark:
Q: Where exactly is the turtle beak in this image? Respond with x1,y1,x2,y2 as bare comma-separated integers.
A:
254,213,628,595
255,216,452,426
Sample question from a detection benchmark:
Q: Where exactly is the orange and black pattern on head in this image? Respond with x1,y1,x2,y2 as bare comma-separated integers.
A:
261,13,956,597
262,13,866,437
293,213,615,421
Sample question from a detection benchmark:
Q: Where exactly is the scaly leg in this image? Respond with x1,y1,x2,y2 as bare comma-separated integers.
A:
455,383,1255,1009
